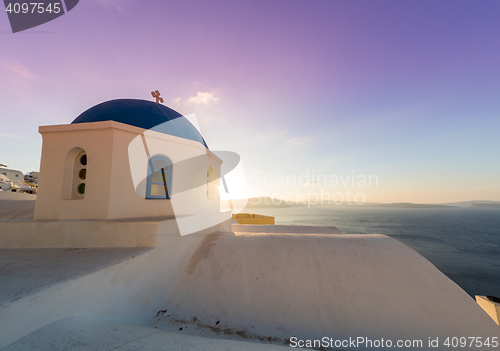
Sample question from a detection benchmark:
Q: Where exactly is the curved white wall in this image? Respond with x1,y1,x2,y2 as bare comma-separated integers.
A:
161,232,500,348
1,228,498,350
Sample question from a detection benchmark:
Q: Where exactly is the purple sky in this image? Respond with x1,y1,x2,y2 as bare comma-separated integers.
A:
1,0,499,203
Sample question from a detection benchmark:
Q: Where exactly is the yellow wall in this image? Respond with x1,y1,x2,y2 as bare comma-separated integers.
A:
476,296,500,325
232,213,275,225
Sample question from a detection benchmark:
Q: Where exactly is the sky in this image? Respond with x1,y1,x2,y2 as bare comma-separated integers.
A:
0,0,499,204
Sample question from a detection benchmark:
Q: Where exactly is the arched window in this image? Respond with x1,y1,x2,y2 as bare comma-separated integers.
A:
75,153,87,196
63,148,87,199
73,152,87,198
146,155,172,199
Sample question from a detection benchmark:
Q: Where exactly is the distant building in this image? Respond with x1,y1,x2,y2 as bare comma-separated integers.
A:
24,171,39,185
0,167,24,187
0,174,12,191
28,171,39,179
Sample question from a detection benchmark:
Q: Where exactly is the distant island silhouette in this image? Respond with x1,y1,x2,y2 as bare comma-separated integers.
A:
238,198,500,210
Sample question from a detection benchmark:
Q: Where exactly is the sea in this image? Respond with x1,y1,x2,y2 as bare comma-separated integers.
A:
247,206,500,298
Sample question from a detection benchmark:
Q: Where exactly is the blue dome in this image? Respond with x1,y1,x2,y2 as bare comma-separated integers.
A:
71,99,208,148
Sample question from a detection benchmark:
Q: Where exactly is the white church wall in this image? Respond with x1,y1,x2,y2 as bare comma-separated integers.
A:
34,121,222,221
34,123,114,220
125,127,222,219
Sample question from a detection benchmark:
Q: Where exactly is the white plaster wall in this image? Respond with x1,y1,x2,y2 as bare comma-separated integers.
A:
161,232,500,348
2,318,290,351
34,125,113,220
34,121,222,220
0,218,231,348
0,220,158,248
1,228,498,350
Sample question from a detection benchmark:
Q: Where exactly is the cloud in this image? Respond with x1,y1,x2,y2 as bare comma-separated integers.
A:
254,129,287,142
305,180,317,186
0,133,29,141
202,114,226,123
187,92,220,106
169,92,224,126
287,136,306,145
0,60,35,79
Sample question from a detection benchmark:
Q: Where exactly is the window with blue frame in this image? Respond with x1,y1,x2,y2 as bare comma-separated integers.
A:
146,155,172,199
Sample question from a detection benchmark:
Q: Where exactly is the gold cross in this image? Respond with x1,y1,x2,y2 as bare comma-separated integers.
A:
151,90,164,104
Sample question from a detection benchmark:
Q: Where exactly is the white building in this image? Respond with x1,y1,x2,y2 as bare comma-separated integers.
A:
34,99,227,235
0,167,24,187
0,174,12,191
24,171,39,185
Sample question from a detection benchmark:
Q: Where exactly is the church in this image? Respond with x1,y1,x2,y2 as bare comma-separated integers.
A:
34,98,230,236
